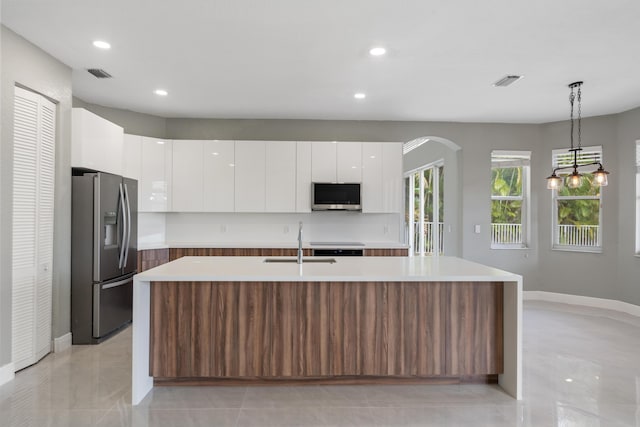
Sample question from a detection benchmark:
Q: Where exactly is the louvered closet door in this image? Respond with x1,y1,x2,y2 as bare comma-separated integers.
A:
12,86,56,371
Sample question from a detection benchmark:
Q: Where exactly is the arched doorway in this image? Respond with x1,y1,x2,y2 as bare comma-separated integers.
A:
403,137,461,256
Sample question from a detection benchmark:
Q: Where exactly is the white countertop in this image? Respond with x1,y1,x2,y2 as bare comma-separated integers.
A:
135,256,521,283
137,241,410,250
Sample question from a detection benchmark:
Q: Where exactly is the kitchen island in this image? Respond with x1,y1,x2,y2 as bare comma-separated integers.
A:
132,256,522,404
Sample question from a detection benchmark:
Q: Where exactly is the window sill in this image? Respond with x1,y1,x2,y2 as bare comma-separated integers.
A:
552,245,603,254
491,245,529,250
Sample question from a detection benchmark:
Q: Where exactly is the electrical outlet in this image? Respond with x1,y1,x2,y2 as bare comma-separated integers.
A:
220,225,227,233
474,224,481,234
284,225,290,234
383,225,389,234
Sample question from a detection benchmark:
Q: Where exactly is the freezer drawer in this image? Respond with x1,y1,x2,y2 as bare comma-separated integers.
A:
93,275,133,339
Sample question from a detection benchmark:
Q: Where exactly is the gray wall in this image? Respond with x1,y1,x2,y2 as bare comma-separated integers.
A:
1,26,73,366
72,97,166,139
614,108,640,305
537,115,621,300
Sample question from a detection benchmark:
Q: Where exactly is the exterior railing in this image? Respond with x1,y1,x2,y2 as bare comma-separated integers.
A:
557,224,600,247
413,221,444,254
491,223,600,247
491,223,522,246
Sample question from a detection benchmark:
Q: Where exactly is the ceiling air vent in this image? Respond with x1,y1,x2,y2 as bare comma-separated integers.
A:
87,68,112,79
493,75,523,87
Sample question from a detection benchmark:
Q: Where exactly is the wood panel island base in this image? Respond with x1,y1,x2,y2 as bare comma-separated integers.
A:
132,256,522,405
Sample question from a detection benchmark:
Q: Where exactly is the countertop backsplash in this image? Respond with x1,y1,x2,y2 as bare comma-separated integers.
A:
138,212,405,249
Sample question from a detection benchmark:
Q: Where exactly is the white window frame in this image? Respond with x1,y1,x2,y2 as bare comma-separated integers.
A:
551,145,604,253
635,141,640,256
490,150,530,249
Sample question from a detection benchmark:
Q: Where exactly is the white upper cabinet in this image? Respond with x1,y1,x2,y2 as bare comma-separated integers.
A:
311,141,362,183
361,142,403,213
71,108,124,175
122,134,142,181
311,142,337,182
140,137,172,212
265,141,296,212
336,142,362,183
381,142,403,213
203,140,235,212
172,140,204,212
362,143,383,213
234,141,266,212
296,142,312,212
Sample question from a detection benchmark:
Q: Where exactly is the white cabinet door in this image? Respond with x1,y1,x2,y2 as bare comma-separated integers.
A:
172,140,204,212
266,141,296,212
296,142,312,212
234,141,266,212
71,108,124,175
337,142,362,183
382,142,403,213
203,140,235,212
123,134,142,181
140,137,172,212
362,143,383,213
311,142,337,182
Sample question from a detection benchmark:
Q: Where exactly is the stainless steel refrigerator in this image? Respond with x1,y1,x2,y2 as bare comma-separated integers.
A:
71,170,137,344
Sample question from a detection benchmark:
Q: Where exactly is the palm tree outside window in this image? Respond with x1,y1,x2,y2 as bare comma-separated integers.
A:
491,151,530,248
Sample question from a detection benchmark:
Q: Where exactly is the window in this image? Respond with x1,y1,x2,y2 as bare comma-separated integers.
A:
635,141,640,255
491,151,530,248
405,162,444,255
552,146,603,252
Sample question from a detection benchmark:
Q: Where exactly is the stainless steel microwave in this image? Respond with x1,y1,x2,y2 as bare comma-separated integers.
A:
311,183,361,211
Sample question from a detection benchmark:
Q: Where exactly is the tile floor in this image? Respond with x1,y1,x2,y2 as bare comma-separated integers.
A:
1,300,639,426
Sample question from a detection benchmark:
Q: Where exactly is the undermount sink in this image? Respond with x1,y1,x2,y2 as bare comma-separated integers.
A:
264,258,336,264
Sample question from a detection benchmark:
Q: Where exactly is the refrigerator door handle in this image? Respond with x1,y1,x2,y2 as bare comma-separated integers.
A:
123,183,132,267
118,183,127,269
101,277,132,290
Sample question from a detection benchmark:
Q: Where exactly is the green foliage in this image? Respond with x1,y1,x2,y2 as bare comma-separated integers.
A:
491,167,522,224
557,173,600,226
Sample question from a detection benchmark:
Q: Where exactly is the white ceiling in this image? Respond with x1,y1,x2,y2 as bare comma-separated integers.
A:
2,0,640,123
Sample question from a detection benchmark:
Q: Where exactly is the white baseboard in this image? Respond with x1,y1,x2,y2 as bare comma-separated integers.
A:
53,332,72,353
0,363,15,387
524,291,640,318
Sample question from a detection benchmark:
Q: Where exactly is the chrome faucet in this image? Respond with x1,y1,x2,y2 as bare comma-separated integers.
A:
297,221,303,264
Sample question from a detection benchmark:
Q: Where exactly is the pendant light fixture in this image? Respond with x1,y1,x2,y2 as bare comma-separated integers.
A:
546,81,610,190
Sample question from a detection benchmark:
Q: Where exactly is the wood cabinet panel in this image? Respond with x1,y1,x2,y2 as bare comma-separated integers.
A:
364,248,408,256
446,282,503,375
168,247,310,260
150,281,503,381
387,283,446,376
137,249,170,272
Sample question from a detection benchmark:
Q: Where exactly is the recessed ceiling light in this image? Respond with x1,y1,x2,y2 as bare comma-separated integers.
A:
156,141,165,145
212,152,219,156
154,89,168,96
92,40,111,50
354,93,366,100
565,378,573,383
369,47,386,56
